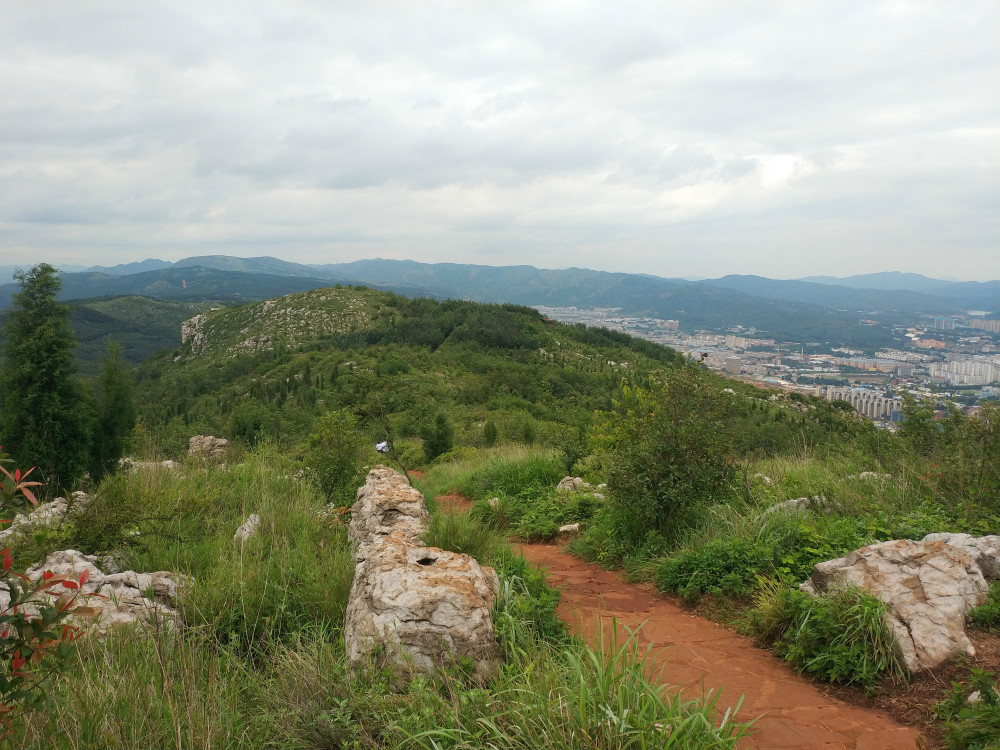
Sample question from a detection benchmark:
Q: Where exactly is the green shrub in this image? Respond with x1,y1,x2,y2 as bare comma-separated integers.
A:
776,587,907,693
305,408,367,502
656,538,780,602
968,581,1000,632
936,669,1000,750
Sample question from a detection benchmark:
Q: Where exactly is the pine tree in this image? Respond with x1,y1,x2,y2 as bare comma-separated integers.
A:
0,264,93,494
89,338,137,482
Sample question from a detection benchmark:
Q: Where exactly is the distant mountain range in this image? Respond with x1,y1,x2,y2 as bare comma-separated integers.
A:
1,257,996,354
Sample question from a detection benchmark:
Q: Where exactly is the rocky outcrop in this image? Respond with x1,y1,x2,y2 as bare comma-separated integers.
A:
0,491,91,545
181,314,206,351
0,550,188,637
802,540,989,672
557,476,592,492
345,466,500,683
119,457,179,472
922,533,1000,580
188,435,229,458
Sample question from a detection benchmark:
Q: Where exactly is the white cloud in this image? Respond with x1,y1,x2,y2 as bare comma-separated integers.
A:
0,0,997,280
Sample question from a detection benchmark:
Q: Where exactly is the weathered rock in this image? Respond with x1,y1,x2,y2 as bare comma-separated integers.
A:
120,457,178,473
557,476,593,492
559,523,580,536
802,540,989,672
188,435,229,458
0,550,188,638
763,495,841,515
181,314,206,350
234,513,261,543
922,533,1000,580
345,466,500,683
487,497,500,511
753,473,774,486
0,491,91,545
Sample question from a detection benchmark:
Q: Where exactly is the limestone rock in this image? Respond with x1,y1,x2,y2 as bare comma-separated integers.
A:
922,533,1000,580
345,466,500,683
181,314,206,351
802,540,989,672
559,523,580,536
557,476,592,492
234,513,261,543
188,435,229,458
763,495,840,515
120,457,178,473
0,550,188,638
0,491,91,545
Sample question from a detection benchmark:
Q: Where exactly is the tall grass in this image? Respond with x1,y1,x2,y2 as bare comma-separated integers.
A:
417,444,565,502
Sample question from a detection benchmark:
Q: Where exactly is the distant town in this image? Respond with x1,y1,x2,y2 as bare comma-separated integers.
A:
534,305,1000,429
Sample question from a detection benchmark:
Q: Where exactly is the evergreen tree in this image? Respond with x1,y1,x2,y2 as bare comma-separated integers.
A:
89,338,137,482
0,264,93,494
422,412,454,462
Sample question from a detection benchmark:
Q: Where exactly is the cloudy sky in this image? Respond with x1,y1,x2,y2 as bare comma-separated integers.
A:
2,1,998,280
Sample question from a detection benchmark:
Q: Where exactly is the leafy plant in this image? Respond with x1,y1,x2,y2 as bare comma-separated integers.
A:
936,669,1000,750
968,581,1000,632
775,587,907,693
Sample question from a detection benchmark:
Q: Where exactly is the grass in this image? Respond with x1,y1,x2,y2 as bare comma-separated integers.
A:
7,444,751,749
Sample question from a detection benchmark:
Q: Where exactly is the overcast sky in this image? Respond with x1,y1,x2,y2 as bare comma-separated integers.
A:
2,1,998,281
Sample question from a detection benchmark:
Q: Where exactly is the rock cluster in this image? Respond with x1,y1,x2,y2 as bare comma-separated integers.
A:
557,476,591,492
345,466,500,683
764,495,841,515
188,435,229,458
802,539,990,672
1,550,188,637
0,491,90,545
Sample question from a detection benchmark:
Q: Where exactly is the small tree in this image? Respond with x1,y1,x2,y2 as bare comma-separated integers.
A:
482,420,498,448
89,339,137,483
305,409,367,502
422,413,454,463
605,368,736,537
0,264,93,494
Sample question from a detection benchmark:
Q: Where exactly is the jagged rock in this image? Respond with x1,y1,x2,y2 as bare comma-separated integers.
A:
922,533,1000,580
487,497,500,510
181,314,206,351
0,491,92,545
557,476,592,492
120,457,178,473
802,540,989,672
763,495,840,515
0,550,188,638
188,435,229,459
345,466,500,683
234,514,261,543
857,471,892,481
753,473,773,486
559,523,580,536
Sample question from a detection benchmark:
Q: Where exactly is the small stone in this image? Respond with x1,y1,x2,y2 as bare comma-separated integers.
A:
234,514,261,543
559,523,580,535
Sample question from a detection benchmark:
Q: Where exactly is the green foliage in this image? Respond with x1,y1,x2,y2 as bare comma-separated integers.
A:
305,409,367,503
88,339,137,483
968,581,1000,632
656,538,780,603
0,264,93,495
937,669,1000,750
421,412,454,463
421,510,502,564
605,369,737,537
482,420,498,448
774,587,907,693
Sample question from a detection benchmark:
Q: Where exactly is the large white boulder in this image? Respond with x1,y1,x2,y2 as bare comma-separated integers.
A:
345,467,500,683
803,540,989,672
922,533,1000,580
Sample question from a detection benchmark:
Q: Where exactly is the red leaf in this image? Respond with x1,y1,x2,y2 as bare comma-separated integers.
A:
13,469,20,483
42,570,54,581
2,553,10,573
60,580,78,590
79,569,90,586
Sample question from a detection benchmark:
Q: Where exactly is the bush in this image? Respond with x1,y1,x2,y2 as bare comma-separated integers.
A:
656,538,780,602
968,581,1000,632
775,587,907,693
305,409,367,503
936,669,1000,750
604,369,737,539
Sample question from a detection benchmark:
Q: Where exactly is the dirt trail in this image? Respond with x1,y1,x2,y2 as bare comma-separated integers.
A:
520,543,925,750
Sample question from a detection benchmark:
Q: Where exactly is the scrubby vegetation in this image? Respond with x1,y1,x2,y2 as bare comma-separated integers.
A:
2,279,997,744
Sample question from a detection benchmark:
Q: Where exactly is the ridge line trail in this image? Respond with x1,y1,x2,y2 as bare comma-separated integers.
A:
518,542,923,750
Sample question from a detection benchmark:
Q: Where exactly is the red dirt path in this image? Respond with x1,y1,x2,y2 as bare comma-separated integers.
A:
519,543,925,750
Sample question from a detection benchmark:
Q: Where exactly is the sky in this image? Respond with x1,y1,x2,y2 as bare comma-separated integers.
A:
2,1,998,281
